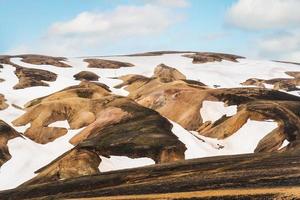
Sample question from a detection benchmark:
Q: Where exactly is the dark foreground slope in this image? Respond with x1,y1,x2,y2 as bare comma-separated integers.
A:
1,151,300,200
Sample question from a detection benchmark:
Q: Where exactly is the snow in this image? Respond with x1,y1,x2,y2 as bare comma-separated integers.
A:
170,119,277,159
200,101,237,123
0,128,82,190
99,156,155,172
195,119,278,155
279,139,290,150
170,121,219,159
88,54,300,92
0,53,297,190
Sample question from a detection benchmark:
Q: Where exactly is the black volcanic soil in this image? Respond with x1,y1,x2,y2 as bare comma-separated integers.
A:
1,151,299,199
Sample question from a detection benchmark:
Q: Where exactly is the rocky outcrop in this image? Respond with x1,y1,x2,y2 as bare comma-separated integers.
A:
183,52,244,63
286,71,300,79
127,51,196,56
13,67,57,89
73,71,100,81
199,100,300,143
18,54,72,68
274,60,300,66
153,63,186,82
84,58,134,69
0,120,21,167
22,149,101,186
13,82,111,143
0,54,71,68
2,151,300,200
0,65,4,82
116,65,300,153
12,81,185,185
115,64,208,130
0,94,8,110
241,71,300,92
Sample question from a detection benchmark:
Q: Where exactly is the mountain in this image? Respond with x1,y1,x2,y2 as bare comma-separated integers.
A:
0,52,300,199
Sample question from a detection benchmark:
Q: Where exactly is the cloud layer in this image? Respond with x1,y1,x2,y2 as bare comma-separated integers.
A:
8,1,187,56
227,0,300,62
227,0,300,30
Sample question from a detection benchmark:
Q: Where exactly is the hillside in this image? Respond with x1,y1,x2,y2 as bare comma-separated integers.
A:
0,51,300,199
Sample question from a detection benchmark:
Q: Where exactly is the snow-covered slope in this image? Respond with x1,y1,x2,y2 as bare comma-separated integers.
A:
0,52,299,190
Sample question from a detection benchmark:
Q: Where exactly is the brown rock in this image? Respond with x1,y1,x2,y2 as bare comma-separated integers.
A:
16,93,186,186
183,52,244,63
13,67,57,89
19,54,72,68
84,58,134,69
0,94,8,110
21,149,101,186
153,63,186,82
241,71,300,92
73,71,100,81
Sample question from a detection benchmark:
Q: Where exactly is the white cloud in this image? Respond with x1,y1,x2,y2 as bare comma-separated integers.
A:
258,30,300,62
8,3,186,56
226,0,300,62
259,32,300,53
227,0,300,30
49,5,173,37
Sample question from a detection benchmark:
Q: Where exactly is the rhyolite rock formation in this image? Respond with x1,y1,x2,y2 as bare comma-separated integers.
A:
183,52,244,63
84,58,134,69
241,71,300,92
0,94,8,110
13,67,57,89
12,80,185,185
2,151,300,200
18,54,72,68
0,54,71,68
116,64,300,153
73,71,100,81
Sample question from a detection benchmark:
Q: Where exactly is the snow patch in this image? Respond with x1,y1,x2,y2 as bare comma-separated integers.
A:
200,101,237,123
99,156,154,172
279,139,289,150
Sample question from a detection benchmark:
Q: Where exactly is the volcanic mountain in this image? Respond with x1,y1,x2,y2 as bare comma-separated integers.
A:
0,52,300,199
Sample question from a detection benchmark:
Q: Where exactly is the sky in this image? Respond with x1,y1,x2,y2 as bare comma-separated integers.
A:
1,0,300,61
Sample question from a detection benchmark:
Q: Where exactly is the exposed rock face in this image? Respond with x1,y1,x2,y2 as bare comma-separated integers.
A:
274,60,300,66
0,65,4,82
241,71,300,92
116,65,300,153
0,94,8,110
22,149,101,186
13,82,111,144
84,58,134,69
183,52,244,63
153,63,186,82
3,151,300,200
0,120,21,167
115,64,208,131
13,67,57,89
0,54,71,68
286,71,300,79
127,51,196,56
18,54,72,68
12,80,185,185
73,71,100,81
198,100,300,150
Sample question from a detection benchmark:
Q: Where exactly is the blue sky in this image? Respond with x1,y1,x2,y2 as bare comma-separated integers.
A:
1,0,300,61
